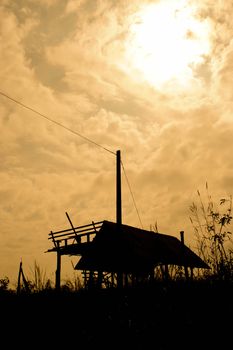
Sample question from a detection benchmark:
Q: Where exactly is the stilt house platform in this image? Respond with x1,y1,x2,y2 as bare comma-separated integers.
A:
47,219,209,289
46,150,209,289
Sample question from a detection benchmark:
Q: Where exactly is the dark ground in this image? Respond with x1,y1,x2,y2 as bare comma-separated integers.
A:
1,280,232,349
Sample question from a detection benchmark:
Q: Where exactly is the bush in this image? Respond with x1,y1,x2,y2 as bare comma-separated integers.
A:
189,183,233,280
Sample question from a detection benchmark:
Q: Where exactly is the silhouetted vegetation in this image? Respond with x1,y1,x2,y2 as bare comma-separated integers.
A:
0,276,10,291
1,188,232,348
0,277,232,349
190,183,233,282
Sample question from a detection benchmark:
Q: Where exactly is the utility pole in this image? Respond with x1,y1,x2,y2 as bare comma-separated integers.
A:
116,150,122,225
116,150,123,288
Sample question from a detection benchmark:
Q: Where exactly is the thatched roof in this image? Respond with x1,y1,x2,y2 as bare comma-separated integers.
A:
75,220,209,273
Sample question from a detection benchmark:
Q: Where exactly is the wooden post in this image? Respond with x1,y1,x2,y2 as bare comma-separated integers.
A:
180,231,189,280
55,243,61,291
97,271,103,288
190,267,194,281
17,260,29,294
164,264,169,281
88,271,93,289
84,270,87,289
150,267,155,283
17,260,22,295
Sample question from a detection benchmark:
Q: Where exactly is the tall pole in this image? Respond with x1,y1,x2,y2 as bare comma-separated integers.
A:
116,150,122,225
116,150,123,288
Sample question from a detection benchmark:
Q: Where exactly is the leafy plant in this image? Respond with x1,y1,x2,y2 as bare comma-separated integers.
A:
189,183,233,280
0,276,10,291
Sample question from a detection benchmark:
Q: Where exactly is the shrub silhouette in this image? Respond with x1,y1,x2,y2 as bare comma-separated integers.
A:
190,183,233,281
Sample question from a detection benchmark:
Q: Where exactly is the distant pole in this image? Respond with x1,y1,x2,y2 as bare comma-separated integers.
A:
17,260,22,295
17,259,29,294
116,150,122,225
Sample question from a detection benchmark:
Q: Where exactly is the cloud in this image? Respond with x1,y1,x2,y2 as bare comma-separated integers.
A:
1,0,233,283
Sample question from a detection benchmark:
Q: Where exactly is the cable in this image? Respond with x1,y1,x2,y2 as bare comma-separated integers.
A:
121,160,144,229
0,90,144,227
0,91,116,156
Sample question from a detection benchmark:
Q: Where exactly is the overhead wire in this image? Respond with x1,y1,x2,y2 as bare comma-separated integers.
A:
121,160,144,229
0,91,116,156
0,90,143,227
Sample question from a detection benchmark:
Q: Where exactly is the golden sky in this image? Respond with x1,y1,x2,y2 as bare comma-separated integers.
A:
1,0,233,285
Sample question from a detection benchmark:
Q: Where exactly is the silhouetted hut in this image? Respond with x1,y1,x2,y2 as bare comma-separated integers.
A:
47,219,209,289
47,150,209,289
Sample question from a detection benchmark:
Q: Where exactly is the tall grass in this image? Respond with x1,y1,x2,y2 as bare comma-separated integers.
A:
189,183,233,280
29,260,52,292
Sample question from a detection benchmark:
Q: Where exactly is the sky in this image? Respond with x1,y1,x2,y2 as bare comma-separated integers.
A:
1,0,233,286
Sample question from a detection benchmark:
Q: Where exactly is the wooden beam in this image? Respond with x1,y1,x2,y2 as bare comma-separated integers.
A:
48,221,103,236
65,212,81,244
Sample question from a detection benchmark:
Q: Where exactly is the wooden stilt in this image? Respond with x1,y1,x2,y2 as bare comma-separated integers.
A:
55,245,61,291
17,260,22,294
97,271,102,288
164,264,169,281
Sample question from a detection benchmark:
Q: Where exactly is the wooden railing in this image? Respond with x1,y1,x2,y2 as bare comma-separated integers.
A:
48,220,104,251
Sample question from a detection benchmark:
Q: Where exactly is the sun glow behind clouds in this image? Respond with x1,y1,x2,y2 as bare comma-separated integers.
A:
125,0,211,91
